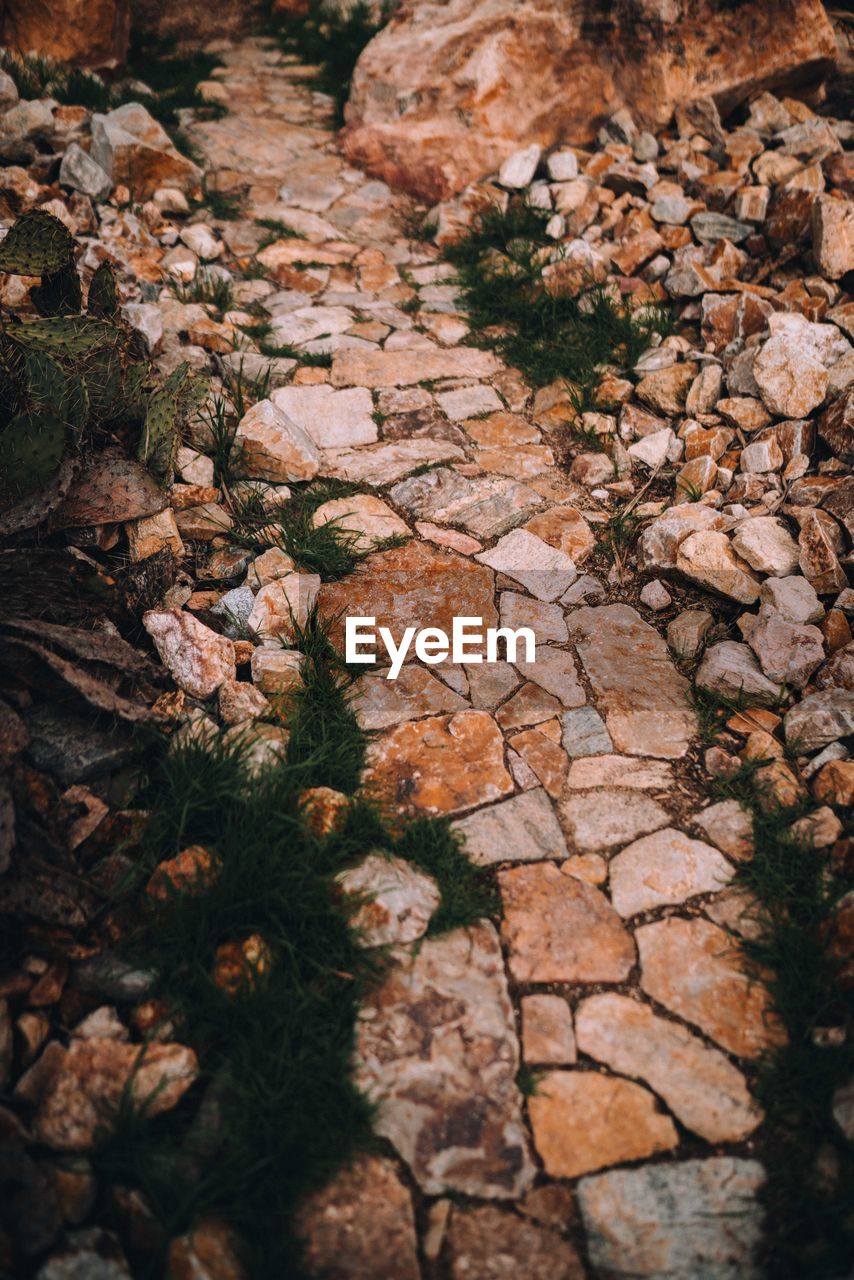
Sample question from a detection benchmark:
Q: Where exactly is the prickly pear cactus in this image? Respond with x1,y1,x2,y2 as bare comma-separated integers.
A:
138,386,180,485
0,412,66,508
7,316,119,358
0,210,74,276
87,261,119,321
30,263,83,318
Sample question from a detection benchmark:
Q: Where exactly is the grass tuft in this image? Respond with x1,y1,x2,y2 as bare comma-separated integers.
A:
445,201,672,404
272,0,392,124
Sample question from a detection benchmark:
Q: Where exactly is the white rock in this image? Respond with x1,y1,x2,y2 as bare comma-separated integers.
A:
696,641,783,705
610,828,732,917
475,529,577,601
123,302,163,354
546,149,578,181
143,609,235,699
59,143,112,201
731,516,800,576
639,580,672,611
247,573,321,644
312,493,409,552
754,334,828,418
270,384,377,449
179,223,222,261
176,446,215,487
759,575,824,624
676,530,760,604
338,853,440,946
498,144,542,189
234,399,320,482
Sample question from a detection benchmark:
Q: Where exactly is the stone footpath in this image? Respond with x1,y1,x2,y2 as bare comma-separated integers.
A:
178,40,774,1279
2,28,853,1280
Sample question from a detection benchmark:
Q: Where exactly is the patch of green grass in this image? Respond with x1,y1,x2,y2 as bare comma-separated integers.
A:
255,218,300,243
445,202,672,403
723,775,854,1277
395,817,499,935
258,342,333,368
197,187,244,222
125,36,224,126
230,479,400,581
601,507,641,564
0,51,113,111
91,606,491,1277
175,271,234,313
272,0,392,124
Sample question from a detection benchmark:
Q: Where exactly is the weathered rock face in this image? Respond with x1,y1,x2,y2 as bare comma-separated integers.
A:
1,0,130,69
342,0,836,201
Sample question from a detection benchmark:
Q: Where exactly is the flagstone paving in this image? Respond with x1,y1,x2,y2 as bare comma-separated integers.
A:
188,37,770,1278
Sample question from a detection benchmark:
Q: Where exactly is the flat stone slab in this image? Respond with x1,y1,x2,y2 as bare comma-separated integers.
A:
578,1158,765,1280
568,604,695,758
355,922,535,1198
352,664,468,730
390,467,542,540
529,1070,678,1178
499,862,635,983
296,1155,420,1280
609,827,733,916
564,755,673,790
337,853,440,946
638,916,786,1059
318,540,497,657
576,993,762,1142
452,789,568,866
446,1204,584,1280
312,493,410,551
514,647,586,707
365,710,512,816
321,439,464,485
558,788,670,853
331,346,501,387
475,529,577,601
271,384,378,449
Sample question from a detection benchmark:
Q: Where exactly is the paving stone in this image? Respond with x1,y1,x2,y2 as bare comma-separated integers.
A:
297,1156,420,1280
559,706,612,756
499,862,635,982
577,1158,765,1279
610,828,733,916
365,710,512,816
391,467,543,540
576,993,761,1142
312,493,410,552
436,384,503,420
508,727,570,799
331,346,500,387
520,995,577,1065
352,664,467,729
513,647,586,707
524,505,595,563
693,799,755,861
476,529,577,601
564,755,672,790
355,922,535,1198
322,438,464,485
568,604,695,757
528,1071,678,1178
318,540,497,657
499,593,567,646
270,384,378,448
452,789,567,866
337,853,440,946
559,789,669,853
637,916,785,1059
446,1204,584,1280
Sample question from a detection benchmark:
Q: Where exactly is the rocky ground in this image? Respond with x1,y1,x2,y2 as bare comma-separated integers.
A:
0,25,853,1280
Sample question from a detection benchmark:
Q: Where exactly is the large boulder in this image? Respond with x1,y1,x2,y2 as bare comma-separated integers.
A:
0,0,129,68
342,0,836,202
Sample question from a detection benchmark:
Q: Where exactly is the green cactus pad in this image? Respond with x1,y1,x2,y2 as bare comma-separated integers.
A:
82,345,123,424
30,262,83,317
0,411,66,505
0,210,74,277
138,386,179,485
7,315,119,357
87,261,119,321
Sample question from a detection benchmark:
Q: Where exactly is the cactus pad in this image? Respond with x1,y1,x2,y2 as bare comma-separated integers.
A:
31,263,83,317
0,412,66,505
0,210,74,276
87,261,119,321
7,316,119,358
